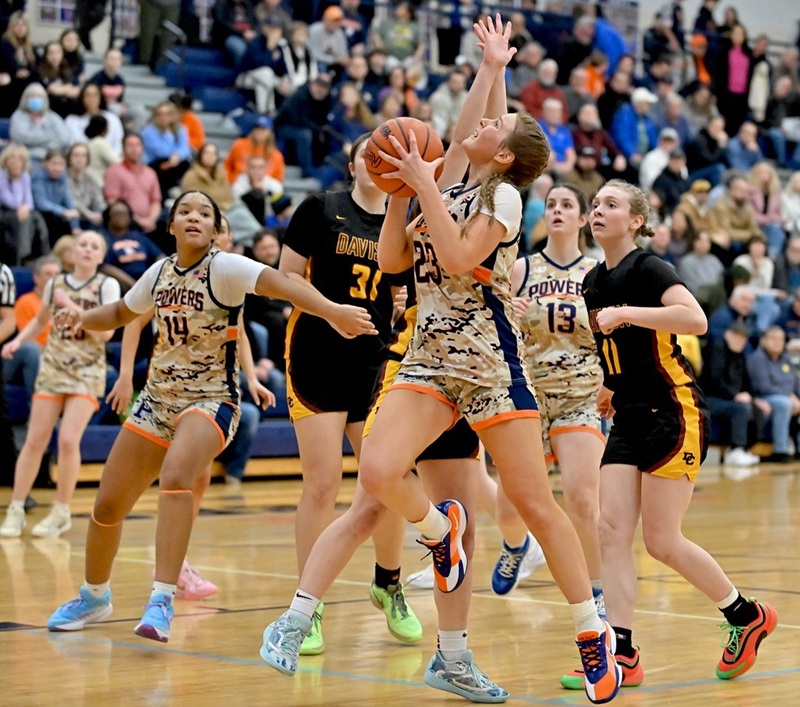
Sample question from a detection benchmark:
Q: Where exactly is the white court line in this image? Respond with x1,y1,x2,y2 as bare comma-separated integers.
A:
68,550,800,629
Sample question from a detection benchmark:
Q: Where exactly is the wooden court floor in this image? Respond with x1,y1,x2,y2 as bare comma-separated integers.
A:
1,463,798,706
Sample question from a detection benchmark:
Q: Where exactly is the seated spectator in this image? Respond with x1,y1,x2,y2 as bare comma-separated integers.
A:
563,66,594,122
640,126,680,192
101,199,164,290
597,69,631,129
519,58,568,121
747,326,800,462
31,148,80,245
564,146,605,201
0,11,35,119
232,155,283,224
87,48,126,112
9,83,71,162
273,74,333,179
103,133,162,236
271,21,320,107
309,4,350,72
782,172,800,237
708,284,757,345
571,103,626,178
65,82,125,157
772,235,800,297
36,40,80,118
714,172,760,251
141,101,192,197
652,148,690,211
429,71,467,142
684,83,720,137
508,42,544,100
59,28,84,82
376,65,419,117
657,92,692,147
726,121,763,172
556,15,596,85
224,117,285,186
610,87,659,170
85,114,121,185
643,12,681,68
369,1,423,66
762,76,800,169
678,230,726,312
541,98,575,175
340,0,368,52
686,115,728,186
646,188,668,229
677,179,719,235
644,223,677,267
668,207,695,259
170,90,204,154
702,320,759,466
338,54,379,112
212,0,258,68
0,142,47,265
522,173,553,254
254,0,291,35
236,17,286,115
180,143,234,212
327,82,376,157
733,233,782,333
748,161,786,257
66,142,105,229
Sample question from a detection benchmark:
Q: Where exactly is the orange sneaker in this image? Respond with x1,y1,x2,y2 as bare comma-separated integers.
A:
716,600,778,680
416,500,467,593
561,648,643,690
576,621,623,704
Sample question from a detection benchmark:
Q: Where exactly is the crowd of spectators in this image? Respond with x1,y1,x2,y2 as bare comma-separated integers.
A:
3,0,800,475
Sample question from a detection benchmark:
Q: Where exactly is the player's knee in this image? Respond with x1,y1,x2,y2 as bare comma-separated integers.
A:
642,527,679,565
159,464,196,491
92,496,123,526
358,455,396,497
300,476,341,507
567,491,599,526
598,511,633,546
348,500,384,541
57,433,80,458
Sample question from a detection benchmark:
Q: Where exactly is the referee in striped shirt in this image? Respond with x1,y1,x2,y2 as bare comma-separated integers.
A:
0,262,19,481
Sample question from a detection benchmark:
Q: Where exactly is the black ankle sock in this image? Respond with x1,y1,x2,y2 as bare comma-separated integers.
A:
374,564,401,590
721,593,759,626
612,626,635,658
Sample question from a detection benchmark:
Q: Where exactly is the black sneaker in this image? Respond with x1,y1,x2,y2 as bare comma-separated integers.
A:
760,452,792,463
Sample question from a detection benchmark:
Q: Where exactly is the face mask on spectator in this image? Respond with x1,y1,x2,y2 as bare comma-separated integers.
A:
27,97,44,112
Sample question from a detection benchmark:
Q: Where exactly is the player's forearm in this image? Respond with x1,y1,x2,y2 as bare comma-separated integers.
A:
451,63,502,144
255,268,337,321
485,64,508,119
621,305,708,336
415,188,467,273
81,300,138,332
117,313,149,378
9,315,43,346
378,196,413,273
237,327,257,383
0,314,17,343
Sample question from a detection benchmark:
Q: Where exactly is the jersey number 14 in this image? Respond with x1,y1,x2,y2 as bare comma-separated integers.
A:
164,314,189,345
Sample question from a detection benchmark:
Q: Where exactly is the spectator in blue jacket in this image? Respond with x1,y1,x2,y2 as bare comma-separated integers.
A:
140,100,192,198
747,326,800,462
31,149,80,245
708,284,757,346
726,121,763,172
610,87,659,169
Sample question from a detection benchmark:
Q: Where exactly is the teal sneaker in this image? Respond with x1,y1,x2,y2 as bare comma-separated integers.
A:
370,582,423,643
299,602,324,655
48,587,112,631
134,592,174,643
424,650,509,703
260,612,311,676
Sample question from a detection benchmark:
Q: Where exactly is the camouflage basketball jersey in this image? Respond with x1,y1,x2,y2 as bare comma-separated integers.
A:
403,183,529,388
146,248,241,405
517,252,602,396
36,272,108,398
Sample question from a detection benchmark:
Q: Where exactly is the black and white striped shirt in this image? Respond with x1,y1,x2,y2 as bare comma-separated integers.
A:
0,263,15,308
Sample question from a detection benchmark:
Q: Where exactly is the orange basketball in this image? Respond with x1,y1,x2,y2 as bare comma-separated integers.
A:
363,117,445,197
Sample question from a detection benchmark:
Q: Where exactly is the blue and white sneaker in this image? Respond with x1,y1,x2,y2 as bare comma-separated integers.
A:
424,650,509,703
260,612,310,676
47,586,113,631
416,499,468,593
593,587,606,621
492,533,544,595
134,592,174,643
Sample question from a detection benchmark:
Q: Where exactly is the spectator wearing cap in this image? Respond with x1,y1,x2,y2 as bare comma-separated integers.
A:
610,86,659,168
639,126,680,192
702,320,759,466
541,98,575,175
653,147,690,211
212,0,259,68
273,74,333,179
309,6,350,73
180,143,234,212
686,115,729,186
677,179,720,235
225,117,285,186
727,121,763,172
556,15,596,86
564,146,605,201
519,58,568,121
571,103,627,178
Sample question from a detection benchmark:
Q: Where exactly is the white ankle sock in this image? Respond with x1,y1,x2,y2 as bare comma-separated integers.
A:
8,499,24,511
715,586,738,609
54,502,70,514
414,503,450,541
438,629,468,661
571,598,605,634
83,581,109,599
151,581,176,600
288,589,320,626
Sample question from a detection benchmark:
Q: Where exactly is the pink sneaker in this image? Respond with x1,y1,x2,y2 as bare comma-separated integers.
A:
176,559,218,600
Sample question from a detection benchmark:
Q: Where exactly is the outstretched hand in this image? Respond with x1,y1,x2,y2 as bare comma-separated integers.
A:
474,13,516,69
53,307,83,336
330,304,378,339
378,131,444,193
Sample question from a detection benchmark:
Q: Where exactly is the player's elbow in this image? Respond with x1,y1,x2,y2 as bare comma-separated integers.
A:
687,309,708,335
377,248,410,274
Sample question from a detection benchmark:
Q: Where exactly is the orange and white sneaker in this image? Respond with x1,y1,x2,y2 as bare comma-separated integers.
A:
575,620,623,704
416,500,467,593
561,648,644,690
176,559,218,600
717,600,778,680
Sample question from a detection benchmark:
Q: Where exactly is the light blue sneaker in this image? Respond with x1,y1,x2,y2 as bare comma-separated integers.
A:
424,650,509,703
260,612,310,676
593,587,606,621
48,587,113,631
134,592,174,643
491,534,532,595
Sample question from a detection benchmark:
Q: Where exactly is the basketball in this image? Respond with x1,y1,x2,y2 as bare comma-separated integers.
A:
363,117,445,198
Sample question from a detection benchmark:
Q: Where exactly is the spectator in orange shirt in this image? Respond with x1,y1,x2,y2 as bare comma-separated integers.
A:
170,90,205,153
224,116,286,184
4,255,61,401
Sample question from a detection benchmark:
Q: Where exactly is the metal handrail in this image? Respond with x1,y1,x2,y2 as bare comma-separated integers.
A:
161,19,187,88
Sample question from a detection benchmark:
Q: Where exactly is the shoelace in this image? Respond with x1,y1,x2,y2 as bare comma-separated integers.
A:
275,617,305,656
389,586,410,620
143,600,171,621
496,548,523,579
719,621,745,654
577,635,606,677
447,658,497,694
182,564,207,586
417,538,447,569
